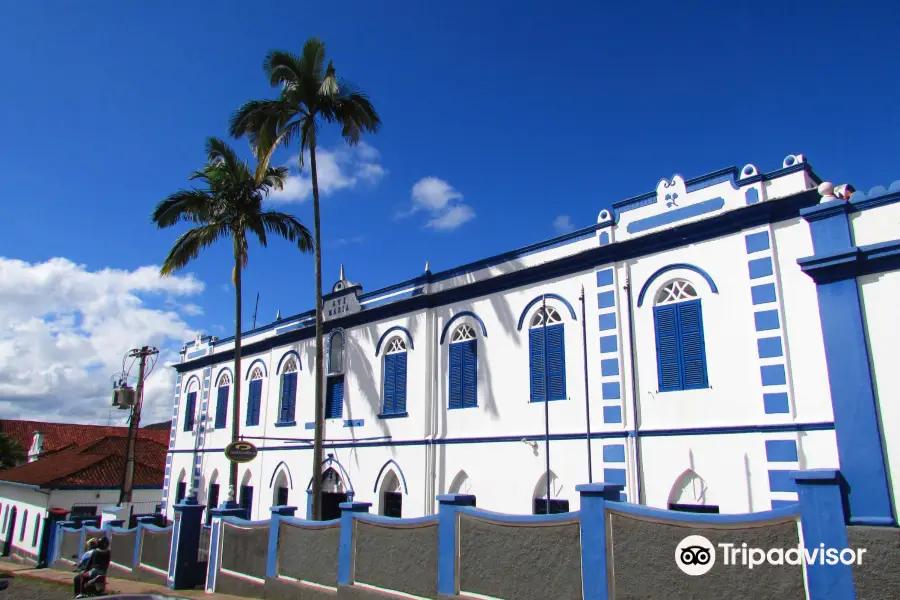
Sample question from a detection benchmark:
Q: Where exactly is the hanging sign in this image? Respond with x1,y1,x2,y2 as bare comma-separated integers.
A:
224,441,258,463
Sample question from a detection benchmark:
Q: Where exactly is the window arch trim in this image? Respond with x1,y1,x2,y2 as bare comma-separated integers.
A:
637,263,718,307
268,461,294,489
214,367,233,388
374,326,415,356
439,311,488,345
276,350,301,375
327,329,345,375
372,459,409,494
183,375,201,394
516,293,577,331
244,358,268,380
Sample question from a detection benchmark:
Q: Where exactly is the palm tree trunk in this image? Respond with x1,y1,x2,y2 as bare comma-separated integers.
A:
229,256,242,504
310,143,325,521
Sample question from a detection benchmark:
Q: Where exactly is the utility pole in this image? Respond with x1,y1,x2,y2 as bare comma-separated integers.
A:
118,346,159,505
252,293,260,329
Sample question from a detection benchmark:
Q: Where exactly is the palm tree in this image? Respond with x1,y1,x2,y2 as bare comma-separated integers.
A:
153,137,313,504
229,38,380,520
0,434,26,470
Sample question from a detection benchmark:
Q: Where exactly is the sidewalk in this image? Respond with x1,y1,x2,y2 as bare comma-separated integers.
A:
0,559,247,599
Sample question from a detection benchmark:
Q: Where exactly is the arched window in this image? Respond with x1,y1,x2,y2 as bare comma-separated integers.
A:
533,471,569,514
382,337,408,416
183,380,199,432
653,279,709,391
273,470,289,507
19,510,27,541
239,470,254,519
214,371,231,430
278,358,298,424
528,306,566,402
175,469,187,505
326,331,345,420
31,517,40,547
378,471,402,518
449,324,478,409
246,367,264,426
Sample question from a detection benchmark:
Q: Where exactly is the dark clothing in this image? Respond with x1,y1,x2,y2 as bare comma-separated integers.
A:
73,549,110,596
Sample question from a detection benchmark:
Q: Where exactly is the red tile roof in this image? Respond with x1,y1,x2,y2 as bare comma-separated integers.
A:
0,435,167,489
0,419,169,459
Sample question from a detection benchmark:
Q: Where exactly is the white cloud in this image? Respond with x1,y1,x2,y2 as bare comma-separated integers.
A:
180,303,204,316
404,177,476,231
328,235,365,248
0,257,204,425
553,215,575,234
268,141,385,203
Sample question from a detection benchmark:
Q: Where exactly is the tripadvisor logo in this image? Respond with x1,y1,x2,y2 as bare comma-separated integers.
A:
675,535,867,575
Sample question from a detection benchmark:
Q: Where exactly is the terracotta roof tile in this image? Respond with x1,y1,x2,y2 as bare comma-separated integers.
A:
0,419,169,458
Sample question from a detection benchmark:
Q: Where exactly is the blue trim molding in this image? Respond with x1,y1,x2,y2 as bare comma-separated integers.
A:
374,326,415,356
244,358,268,380
515,293,578,331
627,196,726,234
275,350,301,374
439,311,488,344
268,461,294,489
798,239,900,284
212,367,233,386
799,212,896,526
636,263,719,307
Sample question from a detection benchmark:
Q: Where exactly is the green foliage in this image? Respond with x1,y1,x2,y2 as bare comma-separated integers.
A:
0,434,26,470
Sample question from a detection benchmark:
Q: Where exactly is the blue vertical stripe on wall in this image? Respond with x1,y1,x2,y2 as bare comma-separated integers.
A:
602,445,626,462
763,393,790,414
214,386,228,429
602,406,622,424
596,269,614,287
748,257,774,279
600,358,619,377
757,337,784,359
754,310,780,331
760,365,787,386
597,291,615,309
767,471,796,493
751,283,777,305
603,468,627,486
745,231,771,254
598,313,616,331
765,440,799,462
246,379,262,426
601,382,620,400
599,335,617,353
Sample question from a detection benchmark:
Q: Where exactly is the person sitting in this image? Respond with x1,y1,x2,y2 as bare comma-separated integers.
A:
74,537,110,598
75,538,98,571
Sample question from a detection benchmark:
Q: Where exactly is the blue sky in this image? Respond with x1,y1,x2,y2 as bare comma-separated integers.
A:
0,1,896,422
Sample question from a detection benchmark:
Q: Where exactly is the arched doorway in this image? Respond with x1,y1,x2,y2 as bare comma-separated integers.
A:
533,471,568,514
378,471,402,518
272,470,290,507
667,469,718,514
320,468,347,521
239,470,254,519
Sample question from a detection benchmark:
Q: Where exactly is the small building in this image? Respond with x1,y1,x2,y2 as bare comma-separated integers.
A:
165,154,900,529
0,421,169,565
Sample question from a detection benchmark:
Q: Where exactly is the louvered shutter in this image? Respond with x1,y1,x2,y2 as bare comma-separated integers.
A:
395,352,408,413
547,324,566,400
654,305,682,391
183,392,196,431
529,328,546,402
280,373,297,422
462,340,477,408
215,386,229,429
247,379,262,426
383,354,396,414
678,299,708,388
449,343,463,409
326,376,344,419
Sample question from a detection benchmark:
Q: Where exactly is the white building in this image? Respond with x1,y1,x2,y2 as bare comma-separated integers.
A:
164,154,899,528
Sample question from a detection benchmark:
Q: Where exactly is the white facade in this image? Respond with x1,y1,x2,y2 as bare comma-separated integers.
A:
164,155,899,527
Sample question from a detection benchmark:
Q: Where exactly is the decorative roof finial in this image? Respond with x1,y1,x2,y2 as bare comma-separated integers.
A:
817,182,836,201
425,260,431,273
339,263,345,281
834,184,856,200
275,309,282,321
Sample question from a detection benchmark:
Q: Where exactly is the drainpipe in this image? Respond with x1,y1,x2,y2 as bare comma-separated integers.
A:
579,286,593,483
624,266,645,504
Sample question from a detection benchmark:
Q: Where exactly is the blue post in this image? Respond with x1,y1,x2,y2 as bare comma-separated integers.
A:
266,506,297,579
166,496,205,590
306,490,313,520
576,483,623,600
337,501,371,586
437,494,476,597
205,500,252,594
791,469,855,600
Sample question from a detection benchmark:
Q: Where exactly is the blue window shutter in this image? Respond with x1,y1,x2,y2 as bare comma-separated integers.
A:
678,299,709,389
247,380,262,426
529,328,546,402
280,373,297,422
183,392,196,431
449,343,463,409
462,340,478,408
654,305,682,391
326,376,344,419
215,386,229,429
547,324,566,400
395,352,408,413
383,354,396,414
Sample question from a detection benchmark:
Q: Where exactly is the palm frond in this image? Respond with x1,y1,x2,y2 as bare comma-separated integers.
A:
256,211,314,252
263,50,305,88
262,166,290,190
329,82,382,145
299,38,327,84
151,189,215,228
206,137,253,183
160,222,231,275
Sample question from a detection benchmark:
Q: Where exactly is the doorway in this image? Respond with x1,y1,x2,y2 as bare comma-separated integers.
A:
2,507,17,557
318,467,348,521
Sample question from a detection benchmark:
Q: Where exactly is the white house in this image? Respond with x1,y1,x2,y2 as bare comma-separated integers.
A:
163,153,898,529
